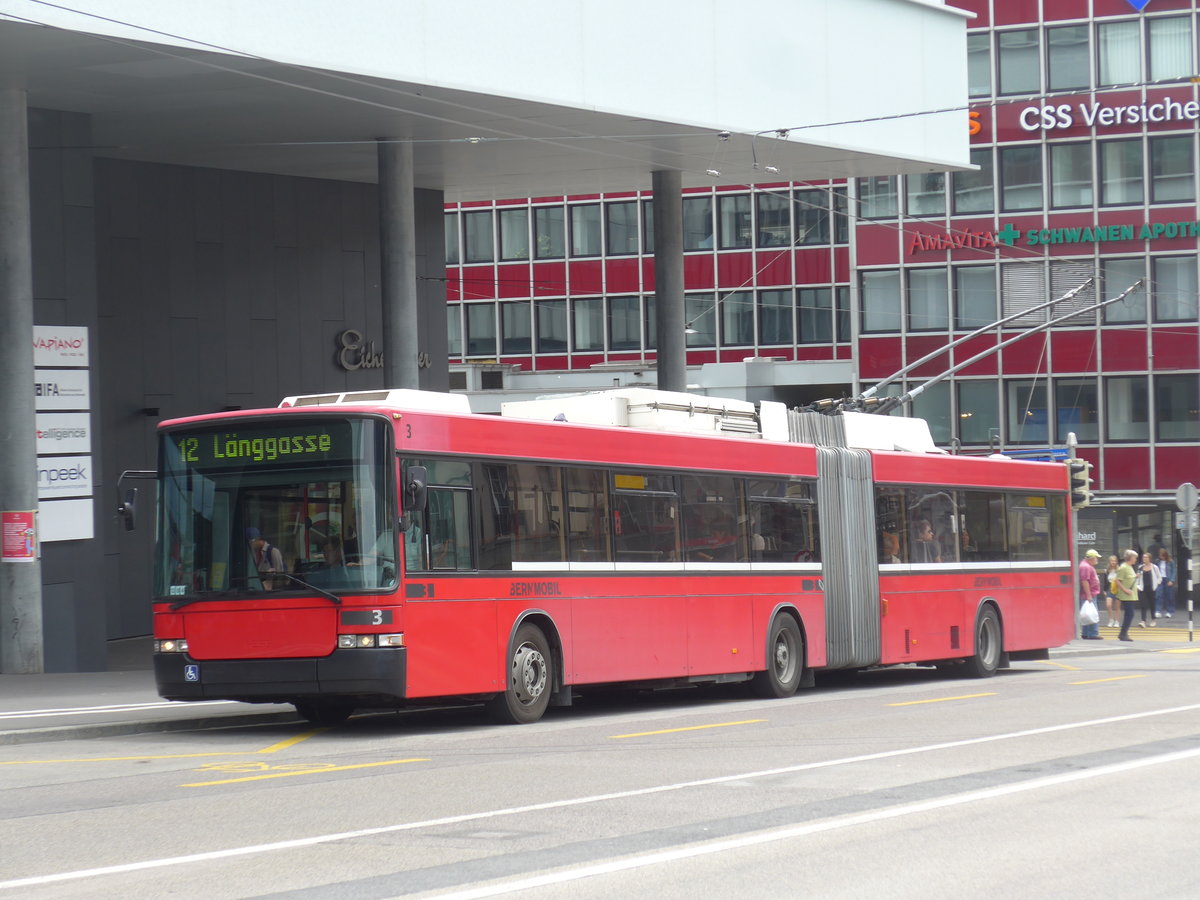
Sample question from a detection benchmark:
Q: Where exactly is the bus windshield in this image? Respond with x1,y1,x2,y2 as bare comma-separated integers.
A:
156,416,395,599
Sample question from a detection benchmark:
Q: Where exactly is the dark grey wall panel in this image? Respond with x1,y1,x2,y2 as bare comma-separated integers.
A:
92,159,448,655
194,168,223,243
416,187,449,390
64,205,96,308
29,109,108,670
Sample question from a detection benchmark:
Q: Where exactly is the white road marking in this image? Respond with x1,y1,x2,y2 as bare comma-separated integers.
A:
440,744,1200,898
2,701,1198,892
0,701,237,721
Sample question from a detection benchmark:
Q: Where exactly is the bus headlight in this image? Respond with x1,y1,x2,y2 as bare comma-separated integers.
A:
337,633,404,649
155,639,188,653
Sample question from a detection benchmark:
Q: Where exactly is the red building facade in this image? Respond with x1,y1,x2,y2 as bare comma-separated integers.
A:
442,0,1200,556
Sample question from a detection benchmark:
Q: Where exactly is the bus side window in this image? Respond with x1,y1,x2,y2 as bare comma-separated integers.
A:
612,472,679,563
565,467,610,562
748,478,818,562
961,489,1006,562
1008,495,1053,562
409,488,473,572
905,487,957,564
479,462,565,569
875,485,907,563
510,464,565,564
681,474,745,563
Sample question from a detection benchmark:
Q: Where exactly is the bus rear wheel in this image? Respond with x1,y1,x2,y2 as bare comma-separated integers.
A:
486,624,552,724
963,606,1002,678
751,614,804,698
293,698,355,726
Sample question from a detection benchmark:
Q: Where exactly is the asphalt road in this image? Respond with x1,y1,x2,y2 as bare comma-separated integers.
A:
2,644,1199,899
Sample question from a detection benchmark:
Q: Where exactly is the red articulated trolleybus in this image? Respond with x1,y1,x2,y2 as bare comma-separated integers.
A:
149,388,1075,725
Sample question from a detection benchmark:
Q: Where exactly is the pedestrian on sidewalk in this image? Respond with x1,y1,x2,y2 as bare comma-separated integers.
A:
1137,551,1161,628
1114,549,1139,641
1078,549,1103,639
1104,554,1120,627
1156,548,1176,618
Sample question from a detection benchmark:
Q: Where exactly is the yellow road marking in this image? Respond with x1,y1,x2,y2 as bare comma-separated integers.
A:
1069,675,1149,685
182,757,428,786
889,693,997,707
257,728,324,754
1,727,323,767
609,719,766,739
196,761,338,774
1039,661,1080,671
1161,647,1200,654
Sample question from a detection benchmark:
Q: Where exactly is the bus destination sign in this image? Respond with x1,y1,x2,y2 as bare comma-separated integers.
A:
170,422,352,469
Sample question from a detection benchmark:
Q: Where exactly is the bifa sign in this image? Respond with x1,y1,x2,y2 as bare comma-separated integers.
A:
34,369,90,411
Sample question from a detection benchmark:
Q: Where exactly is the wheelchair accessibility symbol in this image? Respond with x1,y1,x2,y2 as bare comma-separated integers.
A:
184,664,200,682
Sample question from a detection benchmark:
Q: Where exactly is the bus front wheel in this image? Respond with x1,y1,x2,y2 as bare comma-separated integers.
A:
486,624,552,724
963,606,1002,678
751,614,804,698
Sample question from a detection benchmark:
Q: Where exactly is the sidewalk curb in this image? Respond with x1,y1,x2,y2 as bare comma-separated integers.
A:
0,709,301,747
1050,641,1194,660
1051,647,1145,660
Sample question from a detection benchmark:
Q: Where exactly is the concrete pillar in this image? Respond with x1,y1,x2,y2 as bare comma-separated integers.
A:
0,89,44,673
378,138,420,389
652,169,686,393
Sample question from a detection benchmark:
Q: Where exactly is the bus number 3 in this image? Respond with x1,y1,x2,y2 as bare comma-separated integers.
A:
372,609,384,625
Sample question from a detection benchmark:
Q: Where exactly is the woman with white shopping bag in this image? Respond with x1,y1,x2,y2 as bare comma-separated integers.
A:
1077,549,1103,640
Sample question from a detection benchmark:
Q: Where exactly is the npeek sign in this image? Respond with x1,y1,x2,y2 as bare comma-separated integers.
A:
1020,96,1200,132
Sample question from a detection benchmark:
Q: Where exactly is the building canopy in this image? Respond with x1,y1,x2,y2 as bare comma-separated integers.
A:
0,0,971,198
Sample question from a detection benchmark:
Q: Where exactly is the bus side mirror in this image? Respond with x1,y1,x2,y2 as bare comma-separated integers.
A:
114,469,154,532
400,466,428,533
117,487,138,532
405,466,428,512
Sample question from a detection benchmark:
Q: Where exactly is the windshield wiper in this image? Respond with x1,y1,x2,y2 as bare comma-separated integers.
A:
166,594,219,610
271,571,342,605
167,573,342,609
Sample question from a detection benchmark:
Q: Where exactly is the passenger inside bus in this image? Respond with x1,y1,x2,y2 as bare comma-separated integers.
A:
880,531,901,564
959,527,979,560
911,519,942,564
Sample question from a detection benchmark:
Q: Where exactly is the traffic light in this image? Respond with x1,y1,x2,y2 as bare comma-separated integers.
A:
1067,457,1093,510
